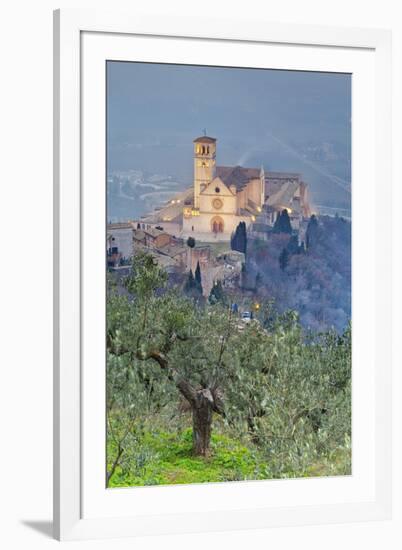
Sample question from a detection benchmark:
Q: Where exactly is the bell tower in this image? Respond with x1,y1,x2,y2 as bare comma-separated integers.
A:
193,135,216,209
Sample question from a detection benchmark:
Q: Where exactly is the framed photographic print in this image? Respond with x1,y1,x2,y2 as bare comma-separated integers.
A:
53,9,392,541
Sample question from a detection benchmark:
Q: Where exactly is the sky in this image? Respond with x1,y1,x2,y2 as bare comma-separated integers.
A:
107,61,351,212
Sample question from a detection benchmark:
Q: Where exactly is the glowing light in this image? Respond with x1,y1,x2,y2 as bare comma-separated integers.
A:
257,206,262,212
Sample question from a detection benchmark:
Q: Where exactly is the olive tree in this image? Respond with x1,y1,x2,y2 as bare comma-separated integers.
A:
107,252,239,456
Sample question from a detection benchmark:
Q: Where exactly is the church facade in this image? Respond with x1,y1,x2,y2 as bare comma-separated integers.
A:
182,136,265,241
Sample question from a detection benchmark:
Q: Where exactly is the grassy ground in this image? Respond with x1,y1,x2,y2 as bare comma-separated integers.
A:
108,429,264,487
107,427,351,488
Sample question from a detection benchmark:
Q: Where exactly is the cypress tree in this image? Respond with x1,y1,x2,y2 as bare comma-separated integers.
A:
194,261,201,284
184,269,196,292
231,222,247,254
194,261,203,295
281,209,292,234
273,209,292,234
279,248,289,271
306,215,319,249
241,222,247,254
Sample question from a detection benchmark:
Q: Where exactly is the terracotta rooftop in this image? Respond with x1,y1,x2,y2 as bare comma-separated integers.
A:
143,227,169,238
133,227,170,240
266,180,300,209
193,136,216,143
265,171,301,180
215,165,260,191
107,222,135,230
265,171,302,199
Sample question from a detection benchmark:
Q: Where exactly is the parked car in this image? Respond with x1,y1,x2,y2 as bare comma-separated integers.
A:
241,311,251,323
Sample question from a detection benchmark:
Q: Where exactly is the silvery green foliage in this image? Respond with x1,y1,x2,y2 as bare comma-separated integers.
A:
106,252,351,482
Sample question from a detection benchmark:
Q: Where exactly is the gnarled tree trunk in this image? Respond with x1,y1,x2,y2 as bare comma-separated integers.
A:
192,388,214,456
141,350,221,457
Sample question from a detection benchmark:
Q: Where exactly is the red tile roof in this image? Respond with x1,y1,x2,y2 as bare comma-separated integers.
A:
193,136,217,143
215,165,260,191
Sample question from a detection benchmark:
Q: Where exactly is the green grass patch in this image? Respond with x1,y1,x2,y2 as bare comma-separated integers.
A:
108,428,267,487
107,427,351,488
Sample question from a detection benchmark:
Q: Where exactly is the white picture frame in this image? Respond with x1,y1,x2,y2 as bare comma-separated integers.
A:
53,8,392,541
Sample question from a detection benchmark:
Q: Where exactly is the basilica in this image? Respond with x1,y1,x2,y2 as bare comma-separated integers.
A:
181,135,266,239
142,135,311,242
